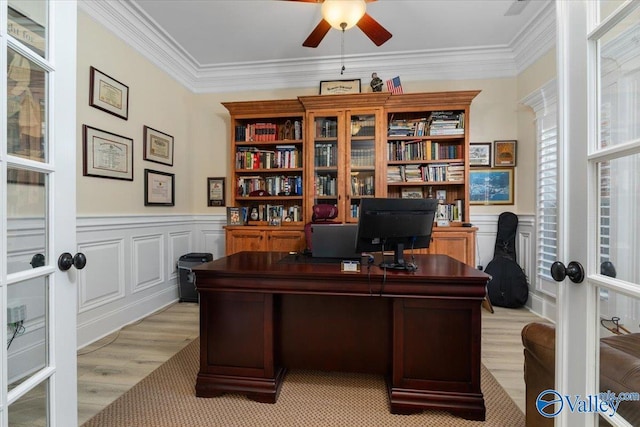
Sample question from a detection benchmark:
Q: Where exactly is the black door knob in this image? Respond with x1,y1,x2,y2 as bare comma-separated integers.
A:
551,261,585,283
58,252,87,271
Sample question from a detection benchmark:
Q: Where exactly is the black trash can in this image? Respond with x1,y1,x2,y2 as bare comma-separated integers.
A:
177,252,213,302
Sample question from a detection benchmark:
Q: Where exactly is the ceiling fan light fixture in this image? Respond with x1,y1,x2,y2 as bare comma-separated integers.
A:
321,0,366,31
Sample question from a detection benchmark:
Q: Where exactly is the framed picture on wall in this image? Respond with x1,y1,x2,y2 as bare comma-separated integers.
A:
144,169,175,206
469,168,514,205
143,126,174,166
82,125,134,181
207,177,225,206
89,66,129,120
469,142,492,167
493,140,517,167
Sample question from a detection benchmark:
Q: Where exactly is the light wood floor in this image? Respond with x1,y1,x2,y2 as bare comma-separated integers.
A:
76,301,545,425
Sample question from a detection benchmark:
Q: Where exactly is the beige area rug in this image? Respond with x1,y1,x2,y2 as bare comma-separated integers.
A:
82,339,524,427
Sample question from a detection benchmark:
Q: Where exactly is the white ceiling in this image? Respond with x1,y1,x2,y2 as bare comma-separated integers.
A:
81,0,555,93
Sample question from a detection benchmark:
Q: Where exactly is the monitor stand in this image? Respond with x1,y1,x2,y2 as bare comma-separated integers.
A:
379,243,417,271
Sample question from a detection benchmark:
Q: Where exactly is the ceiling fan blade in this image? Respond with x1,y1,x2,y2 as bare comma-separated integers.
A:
303,19,332,48
356,13,392,46
504,0,529,16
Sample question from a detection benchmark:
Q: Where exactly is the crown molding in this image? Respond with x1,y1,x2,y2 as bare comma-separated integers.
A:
79,0,556,94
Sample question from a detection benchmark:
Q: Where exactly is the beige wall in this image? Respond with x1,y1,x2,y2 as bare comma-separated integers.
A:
77,12,196,215
77,11,557,218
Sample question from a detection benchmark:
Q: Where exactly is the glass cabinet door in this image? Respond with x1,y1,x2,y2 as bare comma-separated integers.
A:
346,113,377,222
310,114,343,221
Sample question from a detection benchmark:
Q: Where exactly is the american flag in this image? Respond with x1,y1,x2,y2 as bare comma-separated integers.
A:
386,76,403,94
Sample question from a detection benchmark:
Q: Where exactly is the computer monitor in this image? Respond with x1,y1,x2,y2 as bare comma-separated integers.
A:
355,197,437,271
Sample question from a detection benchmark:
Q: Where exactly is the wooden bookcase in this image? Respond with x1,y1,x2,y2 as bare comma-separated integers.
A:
223,99,306,255
223,91,480,265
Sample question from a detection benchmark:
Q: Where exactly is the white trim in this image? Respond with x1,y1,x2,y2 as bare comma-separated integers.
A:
79,0,556,94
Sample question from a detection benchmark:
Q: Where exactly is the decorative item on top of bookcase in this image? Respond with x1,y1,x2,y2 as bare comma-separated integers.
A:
469,142,492,167
319,79,361,95
493,140,517,167
469,168,514,205
89,66,129,120
207,177,225,206
143,126,174,166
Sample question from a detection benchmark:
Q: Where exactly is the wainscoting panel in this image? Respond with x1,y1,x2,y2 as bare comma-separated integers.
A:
78,239,125,311
76,215,226,348
168,231,192,281
132,234,165,293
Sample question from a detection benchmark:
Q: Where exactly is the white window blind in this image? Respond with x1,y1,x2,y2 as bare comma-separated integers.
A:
522,80,558,283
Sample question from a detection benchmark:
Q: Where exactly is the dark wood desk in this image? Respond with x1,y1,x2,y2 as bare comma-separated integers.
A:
193,252,489,420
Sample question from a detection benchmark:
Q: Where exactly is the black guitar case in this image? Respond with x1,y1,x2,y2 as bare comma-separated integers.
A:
485,212,529,308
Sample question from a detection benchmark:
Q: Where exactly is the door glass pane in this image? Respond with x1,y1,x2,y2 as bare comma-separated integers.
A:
597,156,640,283
312,116,339,212
598,6,640,149
7,167,47,274
7,277,48,389
597,288,640,424
7,0,47,58
7,48,47,162
8,380,48,427
349,114,376,221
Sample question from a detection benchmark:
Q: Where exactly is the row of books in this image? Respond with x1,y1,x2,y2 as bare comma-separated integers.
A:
314,143,337,167
436,199,465,222
236,146,301,169
351,174,375,196
429,111,465,136
235,121,302,142
387,140,462,161
387,111,465,137
387,163,464,183
350,147,375,167
315,119,338,138
237,175,303,197
350,117,376,137
315,174,337,196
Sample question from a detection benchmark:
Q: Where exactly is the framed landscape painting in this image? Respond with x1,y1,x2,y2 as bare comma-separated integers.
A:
469,168,514,205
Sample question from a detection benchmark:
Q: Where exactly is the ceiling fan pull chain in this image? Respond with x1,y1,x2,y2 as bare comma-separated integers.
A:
341,23,346,74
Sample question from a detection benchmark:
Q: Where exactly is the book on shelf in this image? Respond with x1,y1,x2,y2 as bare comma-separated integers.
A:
435,199,464,223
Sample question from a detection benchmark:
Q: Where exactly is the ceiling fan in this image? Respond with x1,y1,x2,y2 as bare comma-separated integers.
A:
287,0,392,48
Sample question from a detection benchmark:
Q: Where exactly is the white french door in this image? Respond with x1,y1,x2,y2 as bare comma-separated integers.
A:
556,1,640,426
2,1,78,426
